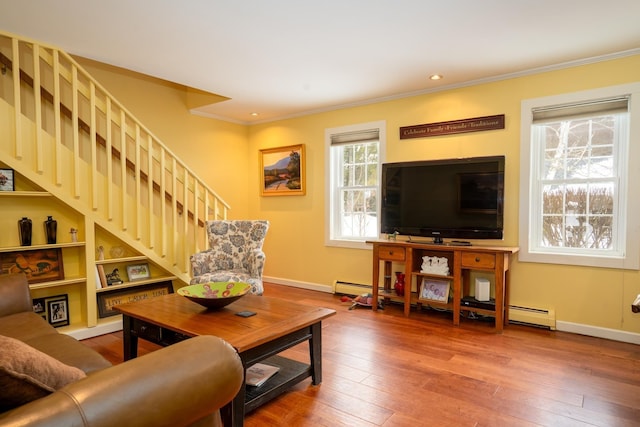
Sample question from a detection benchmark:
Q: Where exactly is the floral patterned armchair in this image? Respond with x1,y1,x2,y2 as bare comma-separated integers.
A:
190,220,270,295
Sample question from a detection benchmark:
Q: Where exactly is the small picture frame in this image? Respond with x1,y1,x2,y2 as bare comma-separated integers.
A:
259,144,306,196
419,279,450,303
32,294,69,328
126,263,150,281
0,168,15,191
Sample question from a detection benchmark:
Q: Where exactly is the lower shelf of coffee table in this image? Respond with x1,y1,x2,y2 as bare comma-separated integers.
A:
130,320,312,412
244,355,311,413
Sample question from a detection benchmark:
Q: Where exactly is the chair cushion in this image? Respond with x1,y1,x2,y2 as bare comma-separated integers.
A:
0,335,86,411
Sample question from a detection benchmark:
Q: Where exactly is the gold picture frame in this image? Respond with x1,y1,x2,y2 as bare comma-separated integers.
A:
260,144,306,196
418,278,450,303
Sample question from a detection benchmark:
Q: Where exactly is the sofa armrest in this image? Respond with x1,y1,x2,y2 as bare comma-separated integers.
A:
0,273,32,317
0,335,244,427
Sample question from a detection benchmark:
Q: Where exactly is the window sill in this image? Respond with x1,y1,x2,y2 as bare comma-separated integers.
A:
325,239,372,250
519,249,638,270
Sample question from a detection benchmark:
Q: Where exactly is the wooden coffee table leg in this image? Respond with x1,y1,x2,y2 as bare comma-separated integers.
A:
219,401,233,427
122,314,138,360
229,364,247,427
309,322,322,385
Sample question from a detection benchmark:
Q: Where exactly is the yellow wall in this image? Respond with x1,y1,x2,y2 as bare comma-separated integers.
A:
249,55,640,334
76,53,640,335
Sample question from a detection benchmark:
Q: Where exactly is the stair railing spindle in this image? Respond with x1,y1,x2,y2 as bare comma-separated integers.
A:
120,110,128,232
135,124,142,240
33,44,44,173
106,97,113,221
160,146,167,258
90,81,98,210
53,49,63,186
147,135,154,250
12,38,22,159
71,64,80,198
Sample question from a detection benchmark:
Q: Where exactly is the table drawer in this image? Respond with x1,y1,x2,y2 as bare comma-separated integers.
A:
378,245,405,261
461,252,495,269
132,319,163,343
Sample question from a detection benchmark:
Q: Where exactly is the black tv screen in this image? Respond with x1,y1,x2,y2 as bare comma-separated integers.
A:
381,156,505,243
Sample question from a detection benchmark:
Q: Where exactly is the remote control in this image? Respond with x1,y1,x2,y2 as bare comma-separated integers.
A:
450,240,472,246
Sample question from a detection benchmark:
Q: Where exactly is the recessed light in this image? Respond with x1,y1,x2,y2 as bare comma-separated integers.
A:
429,74,443,81
250,112,259,117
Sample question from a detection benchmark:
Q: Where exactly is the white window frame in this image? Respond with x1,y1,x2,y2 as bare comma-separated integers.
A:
519,83,640,269
325,121,386,249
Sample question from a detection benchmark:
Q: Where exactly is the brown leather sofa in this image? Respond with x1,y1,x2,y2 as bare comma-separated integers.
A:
0,273,244,426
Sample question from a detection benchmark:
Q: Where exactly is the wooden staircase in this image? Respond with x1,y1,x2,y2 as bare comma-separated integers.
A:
0,31,229,287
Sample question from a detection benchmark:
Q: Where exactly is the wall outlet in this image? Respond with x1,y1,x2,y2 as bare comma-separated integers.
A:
632,294,640,313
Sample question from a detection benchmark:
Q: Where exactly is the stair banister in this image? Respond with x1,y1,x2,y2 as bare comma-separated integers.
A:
0,30,230,284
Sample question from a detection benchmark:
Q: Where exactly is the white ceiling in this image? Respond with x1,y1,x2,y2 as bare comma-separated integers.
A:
1,0,639,124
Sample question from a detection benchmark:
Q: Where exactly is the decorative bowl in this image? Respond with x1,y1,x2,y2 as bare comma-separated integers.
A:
177,282,251,309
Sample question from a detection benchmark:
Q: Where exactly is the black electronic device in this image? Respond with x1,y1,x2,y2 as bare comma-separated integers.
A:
461,296,496,311
381,156,505,244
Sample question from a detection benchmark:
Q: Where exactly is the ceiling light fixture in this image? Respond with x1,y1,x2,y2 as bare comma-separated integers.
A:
429,74,443,80
250,112,259,117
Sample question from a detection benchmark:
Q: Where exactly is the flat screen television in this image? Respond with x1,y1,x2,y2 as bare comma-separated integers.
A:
381,156,505,243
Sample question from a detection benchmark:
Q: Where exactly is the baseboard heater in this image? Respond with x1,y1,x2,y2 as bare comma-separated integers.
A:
509,305,556,330
333,280,382,296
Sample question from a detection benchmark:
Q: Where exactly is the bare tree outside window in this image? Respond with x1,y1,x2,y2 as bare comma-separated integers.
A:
538,116,615,249
339,142,378,238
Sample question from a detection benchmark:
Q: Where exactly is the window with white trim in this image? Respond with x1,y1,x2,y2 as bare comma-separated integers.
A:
325,121,386,248
519,83,640,269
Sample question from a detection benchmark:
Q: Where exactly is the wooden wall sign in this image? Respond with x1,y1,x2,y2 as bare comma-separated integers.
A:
399,114,505,139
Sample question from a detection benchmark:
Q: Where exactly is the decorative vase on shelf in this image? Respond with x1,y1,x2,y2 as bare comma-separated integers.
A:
18,217,32,246
44,216,57,244
394,272,405,296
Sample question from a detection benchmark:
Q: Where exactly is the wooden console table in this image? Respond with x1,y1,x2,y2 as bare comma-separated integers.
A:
367,240,518,332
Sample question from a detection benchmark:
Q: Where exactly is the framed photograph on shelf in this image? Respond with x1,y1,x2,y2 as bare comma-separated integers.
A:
259,144,306,196
0,169,14,191
419,279,450,303
0,248,64,284
126,263,151,281
32,294,69,328
97,281,173,318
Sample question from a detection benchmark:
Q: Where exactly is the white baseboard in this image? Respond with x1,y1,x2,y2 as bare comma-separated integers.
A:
65,319,123,340
556,321,640,345
263,276,333,293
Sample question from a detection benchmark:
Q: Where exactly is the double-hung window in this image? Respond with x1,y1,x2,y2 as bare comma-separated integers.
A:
325,121,386,248
520,83,640,269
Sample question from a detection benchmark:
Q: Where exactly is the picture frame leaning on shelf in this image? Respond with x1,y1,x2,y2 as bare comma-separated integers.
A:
418,278,450,303
32,294,69,328
0,168,14,191
1,248,64,283
126,263,151,281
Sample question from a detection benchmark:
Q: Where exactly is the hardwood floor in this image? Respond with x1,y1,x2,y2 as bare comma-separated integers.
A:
82,283,640,426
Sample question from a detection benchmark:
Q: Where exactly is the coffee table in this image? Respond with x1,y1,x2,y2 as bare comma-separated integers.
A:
114,293,336,427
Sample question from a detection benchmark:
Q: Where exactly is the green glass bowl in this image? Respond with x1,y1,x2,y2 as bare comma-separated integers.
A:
178,282,251,309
